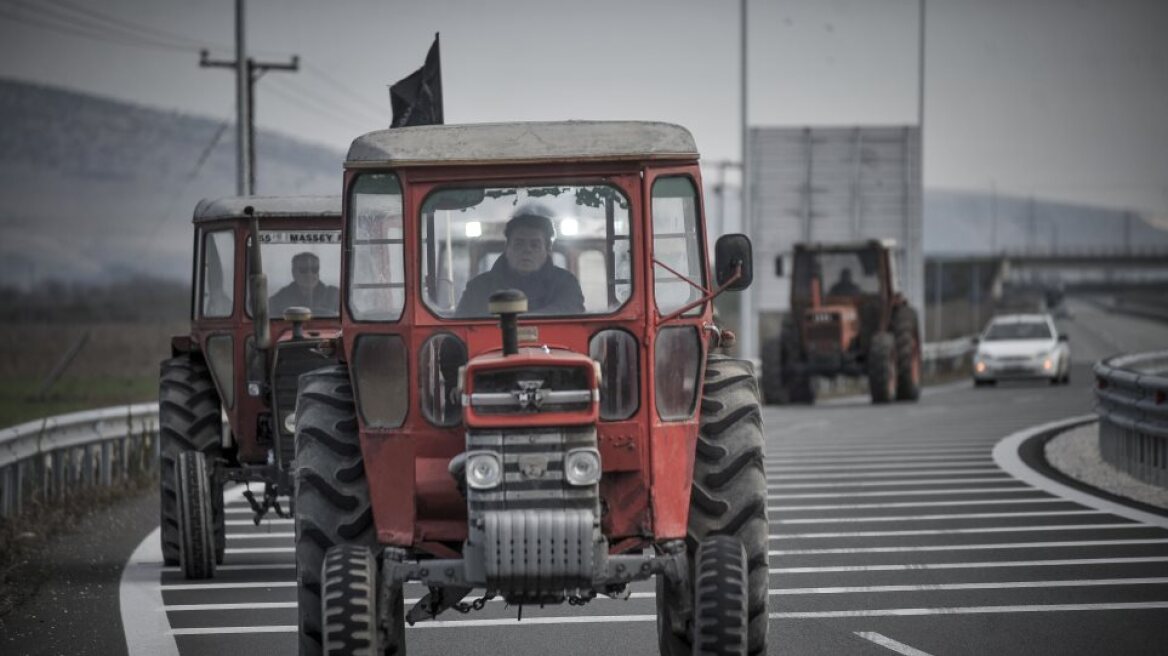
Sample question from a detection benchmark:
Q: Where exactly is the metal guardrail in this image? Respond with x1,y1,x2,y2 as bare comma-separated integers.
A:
923,336,975,375
1094,351,1168,487
0,403,159,519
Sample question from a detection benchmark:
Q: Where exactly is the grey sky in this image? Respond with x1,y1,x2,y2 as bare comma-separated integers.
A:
1,0,1165,222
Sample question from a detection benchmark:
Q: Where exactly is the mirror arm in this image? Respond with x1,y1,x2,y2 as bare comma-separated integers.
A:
655,263,742,326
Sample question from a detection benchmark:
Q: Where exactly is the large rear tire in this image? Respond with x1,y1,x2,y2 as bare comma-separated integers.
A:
159,355,224,566
657,356,768,656
867,332,897,404
893,305,922,402
693,535,749,656
176,450,216,580
295,365,378,656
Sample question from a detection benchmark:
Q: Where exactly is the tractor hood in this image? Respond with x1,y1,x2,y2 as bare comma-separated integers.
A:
461,347,600,429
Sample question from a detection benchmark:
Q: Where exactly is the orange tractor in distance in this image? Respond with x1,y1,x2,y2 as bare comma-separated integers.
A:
292,122,770,656
160,196,341,579
761,240,922,405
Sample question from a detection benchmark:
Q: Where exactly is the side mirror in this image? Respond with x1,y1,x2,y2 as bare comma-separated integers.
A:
1058,333,1068,342
715,234,753,291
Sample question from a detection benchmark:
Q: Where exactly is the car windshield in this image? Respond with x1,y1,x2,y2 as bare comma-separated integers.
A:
984,320,1052,341
420,183,632,318
249,229,342,318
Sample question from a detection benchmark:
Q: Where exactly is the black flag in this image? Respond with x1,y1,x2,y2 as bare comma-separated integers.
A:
390,34,443,128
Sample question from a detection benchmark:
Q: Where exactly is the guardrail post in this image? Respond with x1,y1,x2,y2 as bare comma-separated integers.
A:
1,465,12,518
101,441,113,487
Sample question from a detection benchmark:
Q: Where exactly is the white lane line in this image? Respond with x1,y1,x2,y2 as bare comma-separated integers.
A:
780,577,1168,594
778,510,1104,524
766,454,991,464
766,469,1005,480
225,547,294,554
766,460,992,471
770,523,1144,539
166,602,296,612
993,416,1168,530
773,601,1168,618
770,486,1036,499
228,532,295,540
226,519,293,526
856,632,935,656
161,581,297,591
773,497,1067,511
768,477,1014,489
771,538,1168,554
767,441,999,452
162,564,295,572
120,527,180,656
171,626,297,635
772,556,1168,573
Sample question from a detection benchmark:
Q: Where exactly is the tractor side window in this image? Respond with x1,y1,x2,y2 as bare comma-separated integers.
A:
651,176,705,316
348,173,406,321
201,229,235,318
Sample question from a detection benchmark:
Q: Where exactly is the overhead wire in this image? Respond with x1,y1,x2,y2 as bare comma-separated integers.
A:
267,74,386,126
0,0,201,53
302,62,390,121
259,78,377,135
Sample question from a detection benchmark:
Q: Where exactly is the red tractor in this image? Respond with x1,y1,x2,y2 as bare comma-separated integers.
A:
292,122,769,655
761,240,921,405
160,196,342,579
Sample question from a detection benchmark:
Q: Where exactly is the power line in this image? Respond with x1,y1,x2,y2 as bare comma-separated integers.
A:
302,62,389,121
270,74,386,126
260,78,374,134
0,1,199,53
42,0,214,50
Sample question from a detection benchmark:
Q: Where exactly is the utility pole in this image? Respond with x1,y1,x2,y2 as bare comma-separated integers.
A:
199,0,298,195
740,0,755,361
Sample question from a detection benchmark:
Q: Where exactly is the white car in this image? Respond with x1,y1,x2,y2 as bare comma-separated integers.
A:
972,314,1071,386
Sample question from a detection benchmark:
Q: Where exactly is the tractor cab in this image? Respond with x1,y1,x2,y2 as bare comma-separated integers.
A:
292,122,770,656
160,196,342,578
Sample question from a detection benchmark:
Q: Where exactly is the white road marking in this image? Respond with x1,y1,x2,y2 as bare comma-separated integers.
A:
226,518,294,526
227,532,295,540
166,602,296,612
773,497,1066,511
772,556,1168,573
766,458,993,470
768,477,1014,489
770,486,1035,499
161,581,297,591
766,453,991,464
855,631,936,656
225,547,295,554
778,510,1104,524
773,601,1168,618
766,468,1005,480
779,577,1168,594
120,527,180,656
170,626,297,635
771,523,1143,539
993,415,1168,530
771,538,1168,554
161,563,294,572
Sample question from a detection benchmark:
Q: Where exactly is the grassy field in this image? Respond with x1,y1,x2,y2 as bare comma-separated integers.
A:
0,321,185,429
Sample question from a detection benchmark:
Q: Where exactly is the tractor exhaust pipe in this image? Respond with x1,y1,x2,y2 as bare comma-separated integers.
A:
488,289,527,356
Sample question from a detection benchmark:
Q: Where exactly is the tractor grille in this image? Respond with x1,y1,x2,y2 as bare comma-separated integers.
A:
466,427,598,512
271,341,336,466
469,366,594,415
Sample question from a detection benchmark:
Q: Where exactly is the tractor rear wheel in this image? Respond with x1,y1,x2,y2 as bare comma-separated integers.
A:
893,305,922,401
159,355,224,566
867,332,897,404
693,535,749,656
657,355,768,656
176,450,216,580
779,319,815,404
295,365,379,656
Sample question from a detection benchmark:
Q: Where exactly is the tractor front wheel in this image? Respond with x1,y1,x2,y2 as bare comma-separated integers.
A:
867,332,897,404
693,535,749,656
893,305,922,401
176,450,216,580
320,544,402,656
657,355,768,656
779,319,815,404
159,355,224,566
295,365,379,656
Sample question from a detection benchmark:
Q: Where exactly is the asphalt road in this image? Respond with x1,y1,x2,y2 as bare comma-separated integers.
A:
119,297,1168,656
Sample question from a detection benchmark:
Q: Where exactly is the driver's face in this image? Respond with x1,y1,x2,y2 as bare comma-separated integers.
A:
292,256,320,291
504,227,549,274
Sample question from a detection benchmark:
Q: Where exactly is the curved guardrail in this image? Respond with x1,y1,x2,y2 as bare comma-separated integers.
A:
1094,351,1168,487
0,403,159,518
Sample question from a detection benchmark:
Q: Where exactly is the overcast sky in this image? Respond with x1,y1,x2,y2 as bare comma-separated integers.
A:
1,0,1165,222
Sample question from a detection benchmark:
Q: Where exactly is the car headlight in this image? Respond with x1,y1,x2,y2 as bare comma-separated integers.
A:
466,451,502,490
564,448,602,486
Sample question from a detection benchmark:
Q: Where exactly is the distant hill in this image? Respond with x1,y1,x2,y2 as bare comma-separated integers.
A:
0,78,344,287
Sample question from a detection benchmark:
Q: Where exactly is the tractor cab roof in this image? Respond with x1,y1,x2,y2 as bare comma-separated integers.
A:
345,121,698,168
192,195,341,224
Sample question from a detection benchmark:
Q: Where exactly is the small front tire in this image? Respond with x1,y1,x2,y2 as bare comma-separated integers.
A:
692,535,749,656
176,450,216,580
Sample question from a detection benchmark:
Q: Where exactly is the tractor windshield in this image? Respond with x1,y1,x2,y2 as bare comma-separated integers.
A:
793,249,882,301
420,183,632,319
249,229,342,318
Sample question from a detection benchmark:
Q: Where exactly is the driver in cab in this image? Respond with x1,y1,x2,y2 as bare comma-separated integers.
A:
455,205,585,317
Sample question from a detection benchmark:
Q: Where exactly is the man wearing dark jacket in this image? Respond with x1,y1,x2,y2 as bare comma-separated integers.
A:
455,207,584,317
268,252,339,316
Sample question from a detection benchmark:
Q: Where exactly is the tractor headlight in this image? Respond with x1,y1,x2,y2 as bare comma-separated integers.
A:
564,448,601,486
466,451,502,490
283,412,296,433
